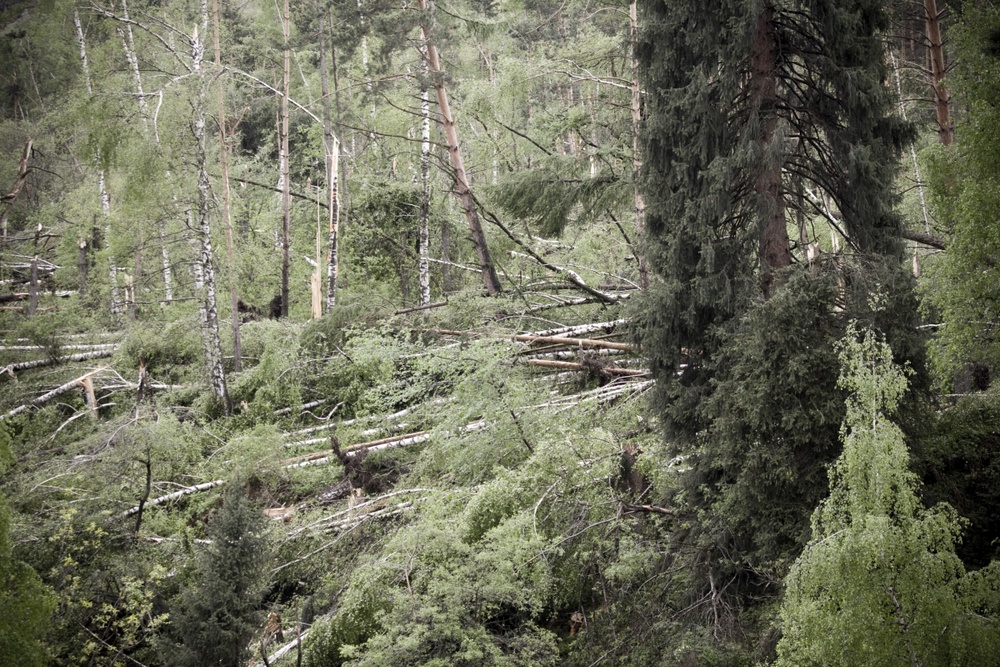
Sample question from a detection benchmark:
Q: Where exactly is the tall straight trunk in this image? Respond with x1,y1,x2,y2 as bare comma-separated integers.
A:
214,0,241,371
194,1,231,413
924,0,952,146
751,3,791,299
118,0,149,130
418,48,432,307
75,10,121,319
629,0,649,289
417,0,502,296
319,9,341,311
280,0,292,318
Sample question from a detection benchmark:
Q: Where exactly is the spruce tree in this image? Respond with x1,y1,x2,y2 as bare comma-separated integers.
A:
161,485,271,667
637,0,919,580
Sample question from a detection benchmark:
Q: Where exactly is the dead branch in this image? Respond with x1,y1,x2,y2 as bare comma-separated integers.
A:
901,229,947,249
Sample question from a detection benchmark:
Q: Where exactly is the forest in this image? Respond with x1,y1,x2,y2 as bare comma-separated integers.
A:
1,0,1000,664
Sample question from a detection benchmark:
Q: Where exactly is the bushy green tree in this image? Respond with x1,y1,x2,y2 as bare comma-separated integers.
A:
161,484,272,667
777,325,1000,667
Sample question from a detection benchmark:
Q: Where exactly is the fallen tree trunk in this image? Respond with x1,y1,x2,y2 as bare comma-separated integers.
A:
526,319,627,338
120,480,226,518
1,349,116,376
0,368,108,421
525,358,648,377
513,334,638,352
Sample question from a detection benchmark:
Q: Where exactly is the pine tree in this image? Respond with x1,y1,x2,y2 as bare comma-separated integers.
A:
636,0,920,578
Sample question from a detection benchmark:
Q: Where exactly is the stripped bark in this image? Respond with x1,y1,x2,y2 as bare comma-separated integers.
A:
513,334,638,351
417,0,502,296
525,359,648,377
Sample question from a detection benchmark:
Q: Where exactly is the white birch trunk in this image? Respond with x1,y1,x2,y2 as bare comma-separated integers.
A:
318,11,341,311
418,49,432,307
193,3,230,412
279,0,292,317
75,10,122,318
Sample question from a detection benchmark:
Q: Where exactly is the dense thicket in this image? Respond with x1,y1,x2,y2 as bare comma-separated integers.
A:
0,0,999,665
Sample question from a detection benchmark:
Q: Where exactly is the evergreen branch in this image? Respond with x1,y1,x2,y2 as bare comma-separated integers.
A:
472,195,619,304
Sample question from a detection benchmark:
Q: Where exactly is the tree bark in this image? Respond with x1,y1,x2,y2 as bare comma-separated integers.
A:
418,47,432,307
74,10,121,319
629,0,649,289
924,0,952,146
280,0,292,318
318,10,341,311
751,3,792,298
214,0,242,370
194,1,231,413
417,0,502,296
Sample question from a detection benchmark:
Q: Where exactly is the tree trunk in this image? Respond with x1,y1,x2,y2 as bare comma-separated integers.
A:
118,0,149,130
751,3,791,299
194,1,231,413
214,0,242,371
629,0,649,289
78,238,89,293
27,255,38,315
924,0,952,146
319,10,341,311
75,10,121,319
418,49,432,307
280,0,292,318
417,0,502,296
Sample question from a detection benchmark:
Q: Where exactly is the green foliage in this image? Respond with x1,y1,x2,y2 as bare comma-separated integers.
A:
914,393,1000,568
922,3,1000,385
776,325,1000,667
160,483,272,667
0,427,55,667
492,157,628,237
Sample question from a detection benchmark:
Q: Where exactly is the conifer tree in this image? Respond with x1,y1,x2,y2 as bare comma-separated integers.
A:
637,0,920,577
161,484,271,667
